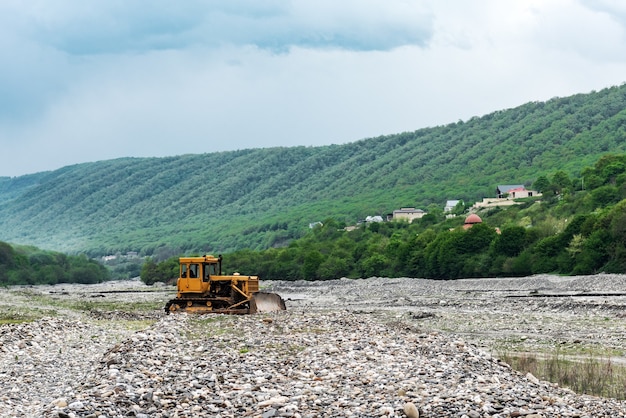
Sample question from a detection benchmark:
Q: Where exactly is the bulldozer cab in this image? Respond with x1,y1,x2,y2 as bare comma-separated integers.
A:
177,255,222,294
181,255,221,275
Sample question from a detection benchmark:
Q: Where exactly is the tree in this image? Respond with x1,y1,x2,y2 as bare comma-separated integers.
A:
532,175,550,193
359,254,389,278
459,223,497,254
140,259,159,285
590,186,620,208
452,200,466,216
302,250,324,280
551,170,572,195
0,242,15,267
426,203,444,220
531,235,565,273
420,213,439,227
601,162,626,185
573,230,609,274
69,265,103,284
140,257,178,285
492,226,527,257
318,256,350,279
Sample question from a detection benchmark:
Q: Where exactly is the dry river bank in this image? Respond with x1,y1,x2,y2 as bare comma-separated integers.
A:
1,274,626,417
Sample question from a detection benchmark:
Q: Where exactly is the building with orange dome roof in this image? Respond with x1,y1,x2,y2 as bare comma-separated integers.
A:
461,213,501,234
463,214,482,229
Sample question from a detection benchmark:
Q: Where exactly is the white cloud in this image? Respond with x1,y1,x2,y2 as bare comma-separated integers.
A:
1,0,626,176
9,0,433,55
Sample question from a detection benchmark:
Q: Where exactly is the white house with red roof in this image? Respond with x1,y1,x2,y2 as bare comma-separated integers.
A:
471,185,541,210
496,185,537,199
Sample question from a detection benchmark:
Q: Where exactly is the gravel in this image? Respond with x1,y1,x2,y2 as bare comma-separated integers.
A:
1,274,626,417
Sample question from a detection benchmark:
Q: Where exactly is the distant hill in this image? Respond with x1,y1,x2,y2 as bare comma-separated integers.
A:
1,84,626,256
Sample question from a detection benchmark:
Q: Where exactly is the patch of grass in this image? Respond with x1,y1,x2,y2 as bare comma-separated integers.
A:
32,295,163,313
499,347,626,399
494,334,624,358
0,318,31,325
0,307,59,324
8,290,165,314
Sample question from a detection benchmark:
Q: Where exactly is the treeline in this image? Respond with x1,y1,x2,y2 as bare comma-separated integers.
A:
0,242,110,286
142,154,626,282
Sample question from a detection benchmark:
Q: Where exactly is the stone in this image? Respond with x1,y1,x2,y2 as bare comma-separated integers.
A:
52,397,68,407
403,402,419,418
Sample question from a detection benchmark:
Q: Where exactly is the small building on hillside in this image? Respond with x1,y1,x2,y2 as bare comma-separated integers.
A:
444,200,460,213
463,214,482,230
392,207,426,223
497,185,537,199
461,214,501,234
472,185,542,210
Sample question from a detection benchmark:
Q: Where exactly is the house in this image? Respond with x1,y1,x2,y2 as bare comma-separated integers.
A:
392,207,426,223
472,185,542,210
444,200,460,212
497,185,537,199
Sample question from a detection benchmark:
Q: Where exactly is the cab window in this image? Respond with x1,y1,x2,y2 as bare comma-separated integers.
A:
203,263,218,281
189,264,199,278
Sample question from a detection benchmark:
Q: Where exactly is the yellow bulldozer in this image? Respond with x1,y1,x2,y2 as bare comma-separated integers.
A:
164,254,286,314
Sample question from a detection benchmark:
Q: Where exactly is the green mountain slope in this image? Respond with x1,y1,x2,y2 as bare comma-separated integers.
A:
1,84,626,256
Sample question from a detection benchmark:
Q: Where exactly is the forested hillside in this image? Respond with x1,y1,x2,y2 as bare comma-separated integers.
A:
141,154,626,282
1,84,626,257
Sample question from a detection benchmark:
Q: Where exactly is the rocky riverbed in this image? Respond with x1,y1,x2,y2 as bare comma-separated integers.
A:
2,275,626,417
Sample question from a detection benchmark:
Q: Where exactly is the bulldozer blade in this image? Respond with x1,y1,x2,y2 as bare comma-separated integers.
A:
250,292,286,313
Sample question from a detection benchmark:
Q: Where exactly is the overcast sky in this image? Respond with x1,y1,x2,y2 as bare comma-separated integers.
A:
1,0,626,177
